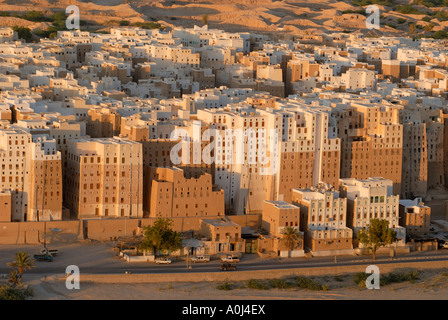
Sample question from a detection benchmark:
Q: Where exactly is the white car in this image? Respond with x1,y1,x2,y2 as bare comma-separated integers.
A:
190,255,210,263
220,255,240,263
155,257,172,264
442,242,448,249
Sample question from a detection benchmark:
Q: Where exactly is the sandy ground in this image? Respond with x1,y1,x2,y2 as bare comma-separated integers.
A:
25,268,448,300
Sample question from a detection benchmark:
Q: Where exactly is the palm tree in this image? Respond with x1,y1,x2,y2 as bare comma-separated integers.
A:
7,252,35,284
280,226,300,251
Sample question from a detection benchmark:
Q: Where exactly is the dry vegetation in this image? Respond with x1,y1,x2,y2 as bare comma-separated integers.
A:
30,268,448,300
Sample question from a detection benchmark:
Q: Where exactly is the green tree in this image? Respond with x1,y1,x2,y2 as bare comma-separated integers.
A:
22,11,46,22
132,22,163,29
202,14,208,26
357,219,397,260
12,26,33,42
139,218,182,256
409,22,416,34
50,11,67,22
424,23,434,32
280,226,301,251
7,252,35,284
432,30,448,39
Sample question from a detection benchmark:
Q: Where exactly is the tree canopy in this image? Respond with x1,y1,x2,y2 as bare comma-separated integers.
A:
357,218,397,260
139,218,182,256
7,251,35,284
280,226,301,251
12,26,33,42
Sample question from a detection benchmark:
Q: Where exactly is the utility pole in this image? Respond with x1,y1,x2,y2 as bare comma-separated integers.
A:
129,162,132,218
35,185,39,223
41,158,48,249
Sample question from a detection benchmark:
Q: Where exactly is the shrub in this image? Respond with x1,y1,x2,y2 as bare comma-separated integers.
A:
294,276,329,291
434,11,448,21
422,0,448,7
50,11,67,22
0,285,34,300
34,25,65,39
245,279,269,290
132,22,163,29
353,272,370,288
216,281,233,290
342,9,366,15
21,11,48,22
382,271,420,285
424,24,435,32
268,279,293,289
119,20,130,26
23,285,34,297
395,5,426,15
352,0,395,6
333,275,344,282
354,270,420,288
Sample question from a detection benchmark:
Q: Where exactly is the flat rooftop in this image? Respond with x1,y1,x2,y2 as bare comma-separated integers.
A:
201,218,240,227
264,200,298,210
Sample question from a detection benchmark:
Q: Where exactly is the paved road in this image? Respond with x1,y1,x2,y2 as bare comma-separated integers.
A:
1,242,448,276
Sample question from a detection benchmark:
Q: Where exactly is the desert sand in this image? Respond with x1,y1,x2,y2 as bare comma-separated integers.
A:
27,268,448,300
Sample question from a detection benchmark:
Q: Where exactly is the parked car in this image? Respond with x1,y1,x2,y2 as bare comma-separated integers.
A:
220,255,240,263
40,248,59,256
190,255,210,263
442,242,448,249
155,257,172,264
34,253,53,262
220,263,237,271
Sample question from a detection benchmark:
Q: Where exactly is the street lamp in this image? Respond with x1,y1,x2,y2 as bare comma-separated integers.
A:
186,230,193,270
186,244,190,269
334,235,338,263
